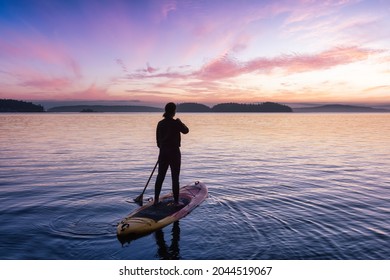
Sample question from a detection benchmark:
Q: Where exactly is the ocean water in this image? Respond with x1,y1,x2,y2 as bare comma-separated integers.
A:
0,113,389,260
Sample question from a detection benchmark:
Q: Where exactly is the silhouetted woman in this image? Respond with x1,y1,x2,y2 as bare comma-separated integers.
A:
154,102,189,206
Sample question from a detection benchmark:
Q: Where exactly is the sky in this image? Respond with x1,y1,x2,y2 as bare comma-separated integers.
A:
1,0,390,107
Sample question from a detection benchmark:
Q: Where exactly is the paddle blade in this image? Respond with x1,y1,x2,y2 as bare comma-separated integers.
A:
134,194,143,206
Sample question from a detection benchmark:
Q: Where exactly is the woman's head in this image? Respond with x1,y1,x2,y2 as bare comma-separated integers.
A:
163,102,176,118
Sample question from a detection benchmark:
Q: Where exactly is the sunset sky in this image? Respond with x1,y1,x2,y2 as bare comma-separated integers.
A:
1,0,389,107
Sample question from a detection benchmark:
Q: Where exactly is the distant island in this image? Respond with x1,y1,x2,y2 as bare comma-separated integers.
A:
294,104,389,113
48,105,163,113
176,103,212,112
0,99,44,112
80,108,97,113
176,102,292,112
211,102,292,112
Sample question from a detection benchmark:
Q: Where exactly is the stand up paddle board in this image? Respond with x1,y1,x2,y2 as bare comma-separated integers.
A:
117,181,207,242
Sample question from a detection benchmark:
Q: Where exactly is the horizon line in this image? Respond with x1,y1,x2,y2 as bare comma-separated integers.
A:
3,98,389,109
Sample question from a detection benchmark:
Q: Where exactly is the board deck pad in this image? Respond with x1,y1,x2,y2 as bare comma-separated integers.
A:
133,198,190,220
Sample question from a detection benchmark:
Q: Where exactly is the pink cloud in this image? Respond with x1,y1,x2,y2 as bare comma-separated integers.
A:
0,82,109,102
25,83,110,101
132,63,160,75
282,0,359,25
246,46,378,74
231,36,251,53
73,83,109,100
20,77,72,90
124,46,380,83
364,85,390,93
115,59,128,73
0,28,82,79
0,29,83,96
195,53,243,80
1,63,75,93
194,46,380,80
161,0,177,19
150,0,177,23
146,63,158,73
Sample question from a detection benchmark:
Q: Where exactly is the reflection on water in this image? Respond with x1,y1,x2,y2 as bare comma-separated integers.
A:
117,221,181,260
155,221,181,260
0,113,389,259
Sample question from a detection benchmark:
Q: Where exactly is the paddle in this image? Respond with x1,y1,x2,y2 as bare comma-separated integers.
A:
133,160,158,206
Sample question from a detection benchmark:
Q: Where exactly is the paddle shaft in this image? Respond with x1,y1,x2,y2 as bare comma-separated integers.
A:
139,160,158,197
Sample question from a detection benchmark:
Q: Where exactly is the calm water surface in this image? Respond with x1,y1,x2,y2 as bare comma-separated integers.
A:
0,113,389,259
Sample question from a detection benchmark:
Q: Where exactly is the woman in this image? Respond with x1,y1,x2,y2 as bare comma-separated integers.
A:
154,102,189,206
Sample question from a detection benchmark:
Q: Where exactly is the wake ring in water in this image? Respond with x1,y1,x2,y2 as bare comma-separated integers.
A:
49,214,113,239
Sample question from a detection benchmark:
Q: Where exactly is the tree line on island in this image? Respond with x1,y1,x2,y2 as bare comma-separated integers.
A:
176,102,292,112
0,99,44,112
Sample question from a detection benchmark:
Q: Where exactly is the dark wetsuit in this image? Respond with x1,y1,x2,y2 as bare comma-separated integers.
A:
155,117,189,203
